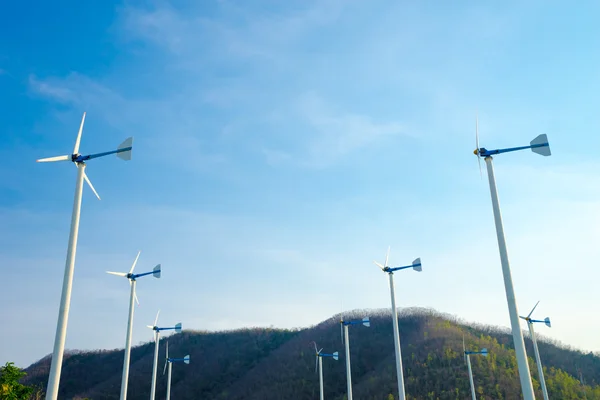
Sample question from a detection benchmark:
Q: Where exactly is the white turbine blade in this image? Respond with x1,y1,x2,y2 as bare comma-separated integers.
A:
363,317,370,327
531,134,551,156
373,261,385,271
83,171,101,200
183,355,190,364
332,351,339,361
129,251,141,274
73,112,86,155
106,271,127,277
174,323,182,333
133,288,140,306
340,320,344,345
163,359,168,375
36,155,70,163
318,348,323,354
154,310,160,327
385,246,390,268
313,342,318,354
315,354,318,373
463,335,466,364
475,114,482,178
481,348,488,357
527,301,540,319
519,316,527,320
166,341,169,359
544,317,552,328
147,325,155,329
117,137,134,161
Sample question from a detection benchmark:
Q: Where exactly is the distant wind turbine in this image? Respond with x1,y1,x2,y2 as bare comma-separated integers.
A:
37,112,133,400
520,301,552,400
312,342,338,400
147,311,182,400
163,341,190,400
474,116,550,400
463,337,488,400
106,251,161,400
374,247,421,400
340,314,370,400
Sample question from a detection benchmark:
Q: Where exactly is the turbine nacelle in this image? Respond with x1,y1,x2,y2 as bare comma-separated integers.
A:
374,247,422,274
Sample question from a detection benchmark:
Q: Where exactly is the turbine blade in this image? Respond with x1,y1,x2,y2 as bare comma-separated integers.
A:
36,155,70,163
147,325,154,329
463,335,466,364
373,261,385,271
362,317,370,327
481,348,488,357
318,348,323,354
117,137,134,161
385,246,390,268
83,171,101,200
174,323,182,333
129,251,141,274
183,355,190,364
133,290,140,306
313,342,318,354
332,351,339,361
315,354,318,373
106,271,127,277
166,341,169,359
476,114,482,178
527,301,540,319
154,310,160,327
544,317,552,328
340,321,344,345
73,112,86,155
475,114,479,151
163,359,168,375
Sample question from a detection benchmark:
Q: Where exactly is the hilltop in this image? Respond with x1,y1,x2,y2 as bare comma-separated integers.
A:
21,308,600,399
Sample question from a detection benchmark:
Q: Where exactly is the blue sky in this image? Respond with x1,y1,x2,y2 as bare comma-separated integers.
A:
1,0,600,368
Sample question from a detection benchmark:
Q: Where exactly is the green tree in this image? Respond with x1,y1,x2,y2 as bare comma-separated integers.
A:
0,362,33,400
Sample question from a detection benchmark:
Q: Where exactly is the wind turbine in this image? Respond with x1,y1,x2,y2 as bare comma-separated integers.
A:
463,337,488,400
312,342,339,400
374,247,421,400
37,112,133,400
474,117,550,400
340,314,370,400
520,301,552,400
163,341,190,400
147,311,182,400
106,251,161,400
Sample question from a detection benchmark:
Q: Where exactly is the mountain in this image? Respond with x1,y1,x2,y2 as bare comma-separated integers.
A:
21,308,600,399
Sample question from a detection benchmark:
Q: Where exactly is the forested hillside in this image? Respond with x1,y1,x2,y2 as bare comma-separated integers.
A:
21,308,600,399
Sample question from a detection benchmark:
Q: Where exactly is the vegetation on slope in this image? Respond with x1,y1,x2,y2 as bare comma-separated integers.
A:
21,308,600,399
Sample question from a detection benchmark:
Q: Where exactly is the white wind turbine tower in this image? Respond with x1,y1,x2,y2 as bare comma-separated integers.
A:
147,311,182,400
520,301,552,400
163,341,190,400
312,342,339,400
340,314,370,400
374,247,421,400
36,112,133,400
106,251,161,400
463,337,488,400
474,116,551,400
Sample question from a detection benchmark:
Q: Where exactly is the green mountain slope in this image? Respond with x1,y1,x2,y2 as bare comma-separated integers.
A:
22,308,600,399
